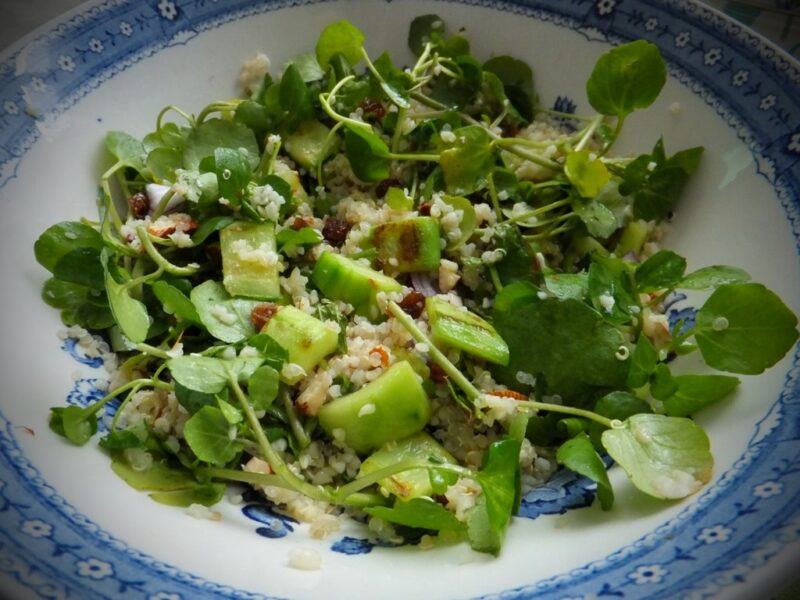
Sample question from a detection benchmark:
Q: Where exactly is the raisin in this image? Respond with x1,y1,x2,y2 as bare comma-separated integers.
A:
398,290,426,318
418,202,432,216
358,98,386,121
251,303,279,330
292,216,315,230
429,362,447,383
374,177,403,199
322,218,350,247
128,192,149,219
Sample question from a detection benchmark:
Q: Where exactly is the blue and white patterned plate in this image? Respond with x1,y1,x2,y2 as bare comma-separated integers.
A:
0,1,798,598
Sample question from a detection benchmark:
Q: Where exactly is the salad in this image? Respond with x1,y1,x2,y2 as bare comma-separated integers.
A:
34,16,799,556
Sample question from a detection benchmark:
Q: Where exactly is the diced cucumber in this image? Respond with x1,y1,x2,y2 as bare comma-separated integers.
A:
272,160,308,201
318,361,431,454
283,120,339,170
615,219,650,256
373,217,441,272
426,297,509,365
359,432,456,500
311,251,403,320
220,221,280,300
263,305,338,383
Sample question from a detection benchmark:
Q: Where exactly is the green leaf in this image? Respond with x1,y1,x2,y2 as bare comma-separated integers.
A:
636,250,687,292
695,283,798,374
183,118,260,171
191,280,261,343
277,227,323,254
50,406,97,445
248,365,280,410
217,397,243,424
556,432,613,510
678,265,751,290
285,52,325,82
214,147,252,207
589,389,652,447
183,405,243,467
34,221,104,272
439,126,494,195
601,414,713,499
150,483,226,507
408,14,446,56
627,334,658,388
587,254,637,325
51,248,104,290
110,451,196,491
650,363,678,401
467,438,521,555
366,498,465,532
99,422,149,450
167,356,228,394
573,196,617,239
344,126,390,182
586,40,666,118
146,146,183,182
316,21,365,69
174,381,219,414
101,249,150,343
440,195,477,250
493,223,532,285
191,215,236,246
565,150,610,198
152,280,201,325
663,374,740,417
246,334,289,371
106,131,146,171
544,273,588,300
278,63,314,125
483,55,535,122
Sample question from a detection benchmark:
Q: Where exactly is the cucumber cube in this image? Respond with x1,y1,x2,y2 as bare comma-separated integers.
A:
283,120,339,170
311,251,403,320
373,217,441,273
263,305,338,383
318,361,431,454
220,221,280,300
426,297,510,365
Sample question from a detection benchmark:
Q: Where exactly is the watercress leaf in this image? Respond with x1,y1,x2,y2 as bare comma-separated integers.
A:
285,52,325,82
544,273,588,300
650,363,678,401
41,278,90,309
626,334,658,388
174,381,218,414
101,249,150,343
678,265,751,290
483,56,535,122
277,227,323,254
191,280,261,343
695,283,799,374
152,280,201,325
344,126,390,182
565,150,610,198
110,451,197,491
428,55,482,108
573,196,617,239
99,422,149,450
278,63,314,124
61,303,116,330
635,250,687,292
167,355,228,394
183,405,243,467
408,14,446,56
217,397,243,424
493,223,532,285
149,482,226,507
372,51,412,108
34,221,104,272
365,498,465,532
601,414,713,499
50,406,96,445
214,147,251,206
248,365,280,410
183,118,260,171
587,254,637,325
468,438,521,555
630,145,704,222
106,131,146,171
663,374,740,417
246,334,289,371
146,146,183,182
493,288,629,396
316,21,365,69
586,40,666,118
192,215,236,245
439,126,494,195
556,432,614,510
52,247,105,289
589,389,652,448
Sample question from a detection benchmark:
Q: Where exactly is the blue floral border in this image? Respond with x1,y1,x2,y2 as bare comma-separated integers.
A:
0,0,799,598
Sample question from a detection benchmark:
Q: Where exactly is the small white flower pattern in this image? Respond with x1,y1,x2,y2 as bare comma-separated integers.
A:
20,519,52,538
158,0,178,21
88,38,104,53
759,95,776,111
119,21,133,36
629,564,668,585
596,0,616,16
75,558,113,580
697,524,733,544
57,55,76,72
704,47,722,66
731,69,749,87
675,31,691,48
644,17,659,32
3,100,19,115
149,593,181,600
30,77,47,93
753,480,783,498
788,132,800,154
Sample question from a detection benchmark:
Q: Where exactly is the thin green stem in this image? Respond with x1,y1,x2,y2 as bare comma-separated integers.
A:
497,198,572,226
334,458,474,500
136,226,199,276
135,343,173,360
156,104,194,131
516,400,616,429
574,115,603,153
151,188,176,220
319,76,372,132
202,467,297,490
488,265,504,292
282,389,311,450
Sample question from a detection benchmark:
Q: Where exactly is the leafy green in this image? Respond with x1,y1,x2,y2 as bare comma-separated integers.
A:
344,126,390,182
183,118,260,171
149,483,226,507
694,283,798,374
34,222,104,272
439,126,494,195
626,334,658,388
366,498,465,532
183,405,243,466
316,21,365,69
678,265,751,290
248,365,280,410
278,63,314,127
214,147,252,206
565,150,610,198
556,432,613,509
482,55,534,122
152,280,201,325
601,414,713,499
49,406,96,445
587,254,637,325
174,381,219,414
191,280,261,343
408,14,446,56
106,131,146,171
544,273,588,300
663,374,740,417
101,250,150,343
168,355,229,394
52,248,105,290
635,250,687,292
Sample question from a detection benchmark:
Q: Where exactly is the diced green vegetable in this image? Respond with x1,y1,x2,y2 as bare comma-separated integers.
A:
373,217,441,273
283,119,339,170
318,361,431,453
220,221,281,300
426,297,509,365
359,432,456,500
311,251,403,320
262,305,339,383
